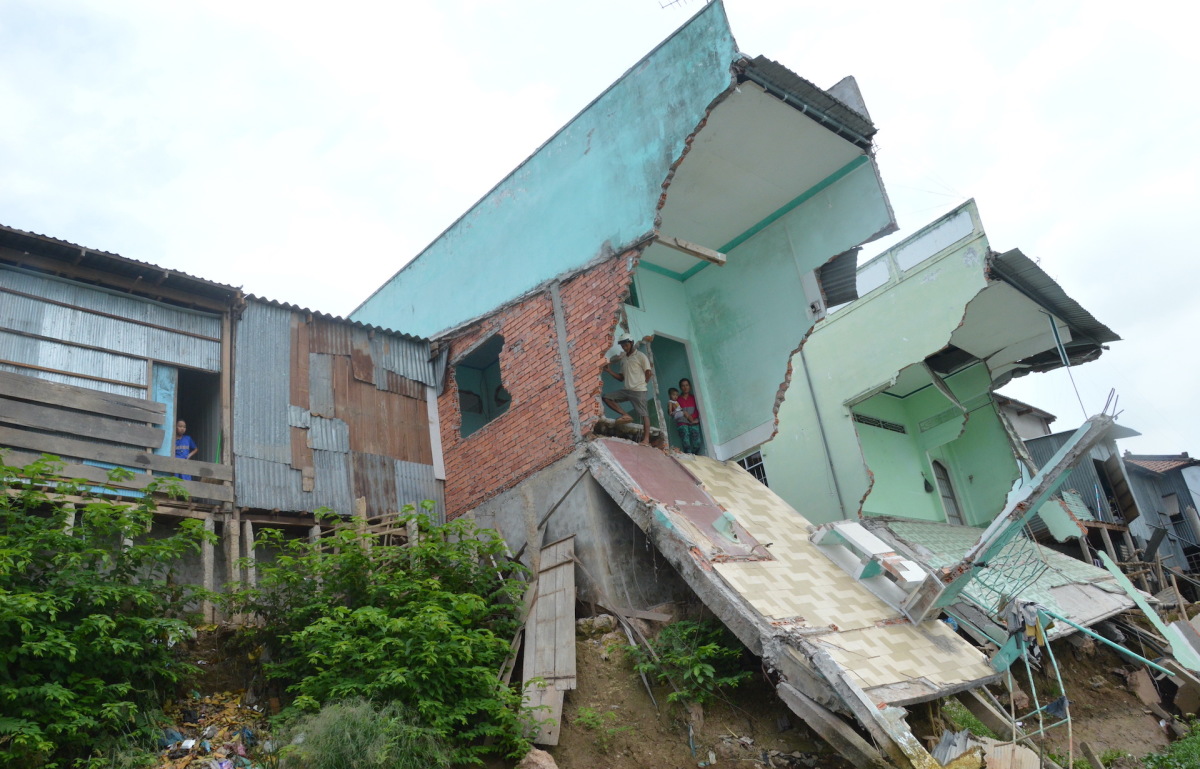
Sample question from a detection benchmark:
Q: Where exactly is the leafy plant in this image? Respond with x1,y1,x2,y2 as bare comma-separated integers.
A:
224,504,531,764
573,706,630,753
940,698,998,739
628,619,752,705
276,698,453,769
1144,718,1200,769
0,453,211,768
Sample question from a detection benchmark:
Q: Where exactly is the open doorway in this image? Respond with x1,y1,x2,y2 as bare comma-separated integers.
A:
649,336,704,455
176,368,222,464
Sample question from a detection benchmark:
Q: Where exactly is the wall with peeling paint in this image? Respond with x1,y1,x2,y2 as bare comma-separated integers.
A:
352,2,739,338
764,202,996,524
851,364,1020,525
621,160,893,458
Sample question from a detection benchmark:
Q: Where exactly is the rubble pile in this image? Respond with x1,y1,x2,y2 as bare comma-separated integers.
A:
156,692,270,769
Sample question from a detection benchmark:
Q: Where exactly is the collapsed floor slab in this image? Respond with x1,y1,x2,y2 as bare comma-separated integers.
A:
585,437,998,768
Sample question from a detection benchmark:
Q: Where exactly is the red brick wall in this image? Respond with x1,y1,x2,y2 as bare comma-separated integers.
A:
439,252,635,517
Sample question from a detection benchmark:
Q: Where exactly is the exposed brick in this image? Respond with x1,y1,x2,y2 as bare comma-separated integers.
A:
438,252,636,518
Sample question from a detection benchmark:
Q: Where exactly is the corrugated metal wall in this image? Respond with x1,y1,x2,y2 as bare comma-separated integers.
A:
1126,469,1191,569
1026,432,1122,523
232,299,441,518
0,267,221,383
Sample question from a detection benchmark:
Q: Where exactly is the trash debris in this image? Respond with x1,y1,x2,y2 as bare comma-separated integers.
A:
153,691,268,769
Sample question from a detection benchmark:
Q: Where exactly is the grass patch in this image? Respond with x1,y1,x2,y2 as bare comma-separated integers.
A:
1144,718,1200,769
276,699,453,769
941,698,999,740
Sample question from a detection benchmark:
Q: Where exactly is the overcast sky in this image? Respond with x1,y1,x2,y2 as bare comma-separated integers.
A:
1,0,1196,454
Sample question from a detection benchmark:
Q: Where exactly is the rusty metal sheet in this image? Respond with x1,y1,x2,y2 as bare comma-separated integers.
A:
600,438,764,559
331,356,431,464
290,313,310,408
378,369,425,400
308,317,351,355
351,327,375,384
351,451,399,517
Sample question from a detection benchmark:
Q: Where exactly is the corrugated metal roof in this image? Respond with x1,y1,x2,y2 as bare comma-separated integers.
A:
739,56,877,149
988,250,1120,359
246,295,428,345
0,223,241,305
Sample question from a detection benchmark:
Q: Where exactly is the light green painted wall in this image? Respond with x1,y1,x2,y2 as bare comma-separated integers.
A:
352,3,739,337
853,394,943,521
658,160,893,451
764,202,994,524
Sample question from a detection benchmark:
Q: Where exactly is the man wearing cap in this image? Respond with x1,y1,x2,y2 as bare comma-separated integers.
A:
603,336,653,444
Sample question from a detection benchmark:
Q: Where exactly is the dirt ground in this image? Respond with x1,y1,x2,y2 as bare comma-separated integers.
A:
509,617,1178,769
545,632,844,769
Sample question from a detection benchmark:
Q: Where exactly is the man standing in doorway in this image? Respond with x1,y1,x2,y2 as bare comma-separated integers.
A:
603,336,653,444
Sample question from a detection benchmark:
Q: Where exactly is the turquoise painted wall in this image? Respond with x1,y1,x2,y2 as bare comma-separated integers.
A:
684,161,891,450
352,3,739,338
764,202,994,524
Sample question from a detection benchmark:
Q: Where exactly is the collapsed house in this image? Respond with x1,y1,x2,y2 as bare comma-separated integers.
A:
3,3,1190,766
348,4,1170,766
0,223,444,617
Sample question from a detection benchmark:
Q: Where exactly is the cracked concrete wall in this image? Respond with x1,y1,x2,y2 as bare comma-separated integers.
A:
764,203,997,525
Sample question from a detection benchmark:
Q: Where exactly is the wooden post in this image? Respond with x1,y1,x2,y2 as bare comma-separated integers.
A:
1098,526,1119,567
202,516,215,622
62,502,76,535
242,520,257,589
1122,529,1151,592
227,510,241,585
220,311,233,465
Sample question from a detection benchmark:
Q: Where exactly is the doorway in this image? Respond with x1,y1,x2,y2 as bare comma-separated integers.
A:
649,336,702,454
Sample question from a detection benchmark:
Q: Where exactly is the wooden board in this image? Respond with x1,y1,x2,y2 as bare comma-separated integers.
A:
0,396,164,448
0,369,165,423
523,536,576,746
0,425,232,480
1,448,233,502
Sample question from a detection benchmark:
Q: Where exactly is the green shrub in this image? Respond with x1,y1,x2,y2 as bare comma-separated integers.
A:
0,453,210,768
573,706,631,753
1144,718,1200,769
628,619,752,705
225,506,531,764
276,698,453,769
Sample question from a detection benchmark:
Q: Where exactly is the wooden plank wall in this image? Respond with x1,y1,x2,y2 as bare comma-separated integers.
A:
523,536,577,746
0,369,232,502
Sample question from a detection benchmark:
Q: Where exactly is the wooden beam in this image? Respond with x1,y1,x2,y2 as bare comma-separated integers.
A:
0,285,221,342
775,683,891,769
0,359,146,390
0,448,233,502
0,369,166,423
655,234,727,266
201,516,215,622
0,426,231,480
0,397,163,448
0,247,232,311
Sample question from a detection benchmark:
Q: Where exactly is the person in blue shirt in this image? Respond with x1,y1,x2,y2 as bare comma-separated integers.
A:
174,420,198,480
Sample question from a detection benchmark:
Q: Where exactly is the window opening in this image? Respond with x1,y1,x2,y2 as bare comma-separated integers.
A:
737,451,768,487
455,335,510,438
624,276,641,309
932,460,963,525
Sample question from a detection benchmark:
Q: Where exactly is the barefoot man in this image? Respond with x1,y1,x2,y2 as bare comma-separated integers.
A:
603,336,653,444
